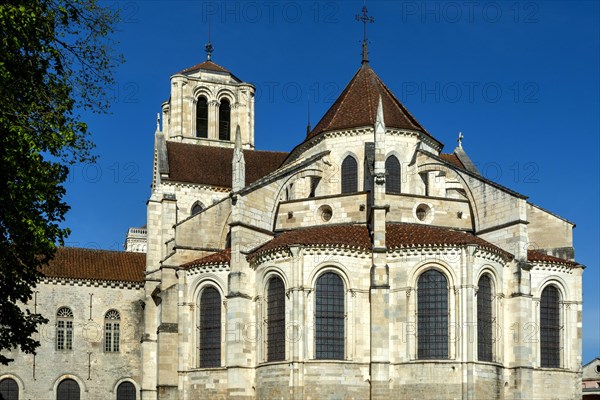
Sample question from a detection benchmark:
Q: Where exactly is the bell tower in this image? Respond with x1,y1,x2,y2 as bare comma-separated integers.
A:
160,43,255,149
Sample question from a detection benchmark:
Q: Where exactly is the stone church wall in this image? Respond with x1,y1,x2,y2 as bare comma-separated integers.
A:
0,281,144,399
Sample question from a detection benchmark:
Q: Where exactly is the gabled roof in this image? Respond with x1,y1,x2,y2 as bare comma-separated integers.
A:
247,223,511,261
308,64,430,139
40,247,146,283
166,141,288,188
177,60,231,75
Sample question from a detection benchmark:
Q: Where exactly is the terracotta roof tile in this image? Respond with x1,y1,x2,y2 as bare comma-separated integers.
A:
308,64,430,139
177,60,231,75
40,247,146,283
385,224,510,258
528,250,579,267
166,142,288,188
248,223,511,261
181,249,231,269
439,153,465,169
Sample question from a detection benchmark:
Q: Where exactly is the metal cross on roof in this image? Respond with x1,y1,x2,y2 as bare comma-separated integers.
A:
355,5,374,64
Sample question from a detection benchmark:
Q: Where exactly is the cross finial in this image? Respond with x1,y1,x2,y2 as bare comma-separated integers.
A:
355,4,374,64
457,132,464,148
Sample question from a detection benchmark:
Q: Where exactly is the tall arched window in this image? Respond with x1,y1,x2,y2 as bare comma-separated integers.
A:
267,276,285,362
199,287,221,368
56,307,73,350
477,274,493,362
104,310,120,352
56,379,79,400
0,378,18,400
218,99,231,141
341,156,358,194
315,272,345,360
540,285,561,368
385,155,401,194
116,381,136,400
417,270,448,359
196,96,208,138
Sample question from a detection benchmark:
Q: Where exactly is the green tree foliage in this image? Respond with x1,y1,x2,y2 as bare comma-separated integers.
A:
0,0,122,364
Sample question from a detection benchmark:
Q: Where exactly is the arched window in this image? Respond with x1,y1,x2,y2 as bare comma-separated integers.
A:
196,96,208,138
0,378,18,400
116,381,136,400
477,274,493,362
56,307,73,350
218,99,231,141
199,287,221,368
540,285,561,368
417,270,448,359
315,272,345,360
104,310,120,352
56,379,79,400
267,276,285,362
191,202,204,216
341,156,358,194
385,155,401,194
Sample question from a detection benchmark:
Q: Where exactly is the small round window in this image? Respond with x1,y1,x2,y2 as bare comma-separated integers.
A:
318,205,333,222
415,204,430,221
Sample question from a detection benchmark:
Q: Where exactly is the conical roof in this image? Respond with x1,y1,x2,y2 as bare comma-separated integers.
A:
307,64,431,139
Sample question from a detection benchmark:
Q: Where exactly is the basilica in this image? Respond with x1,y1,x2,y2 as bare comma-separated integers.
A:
0,28,584,400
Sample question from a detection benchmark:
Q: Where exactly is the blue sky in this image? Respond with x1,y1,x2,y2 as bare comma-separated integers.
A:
64,1,599,363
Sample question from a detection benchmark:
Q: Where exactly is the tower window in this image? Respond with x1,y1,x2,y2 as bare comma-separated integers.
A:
540,285,561,368
385,155,401,194
56,307,74,351
315,272,345,360
199,286,221,367
267,276,285,362
196,96,208,138
341,156,358,194
219,99,231,141
477,274,493,362
417,269,448,359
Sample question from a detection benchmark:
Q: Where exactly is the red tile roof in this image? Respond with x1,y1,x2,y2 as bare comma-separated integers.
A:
177,60,231,75
386,224,510,258
308,64,430,139
528,250,579,267
166,142,288,188
40,247,146,283
181,249,231,269
248,223,511,261
439,153,465,169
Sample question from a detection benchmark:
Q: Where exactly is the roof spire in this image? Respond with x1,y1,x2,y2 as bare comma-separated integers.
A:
355,2,374,64
204,14,214,60
457,131,464,148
